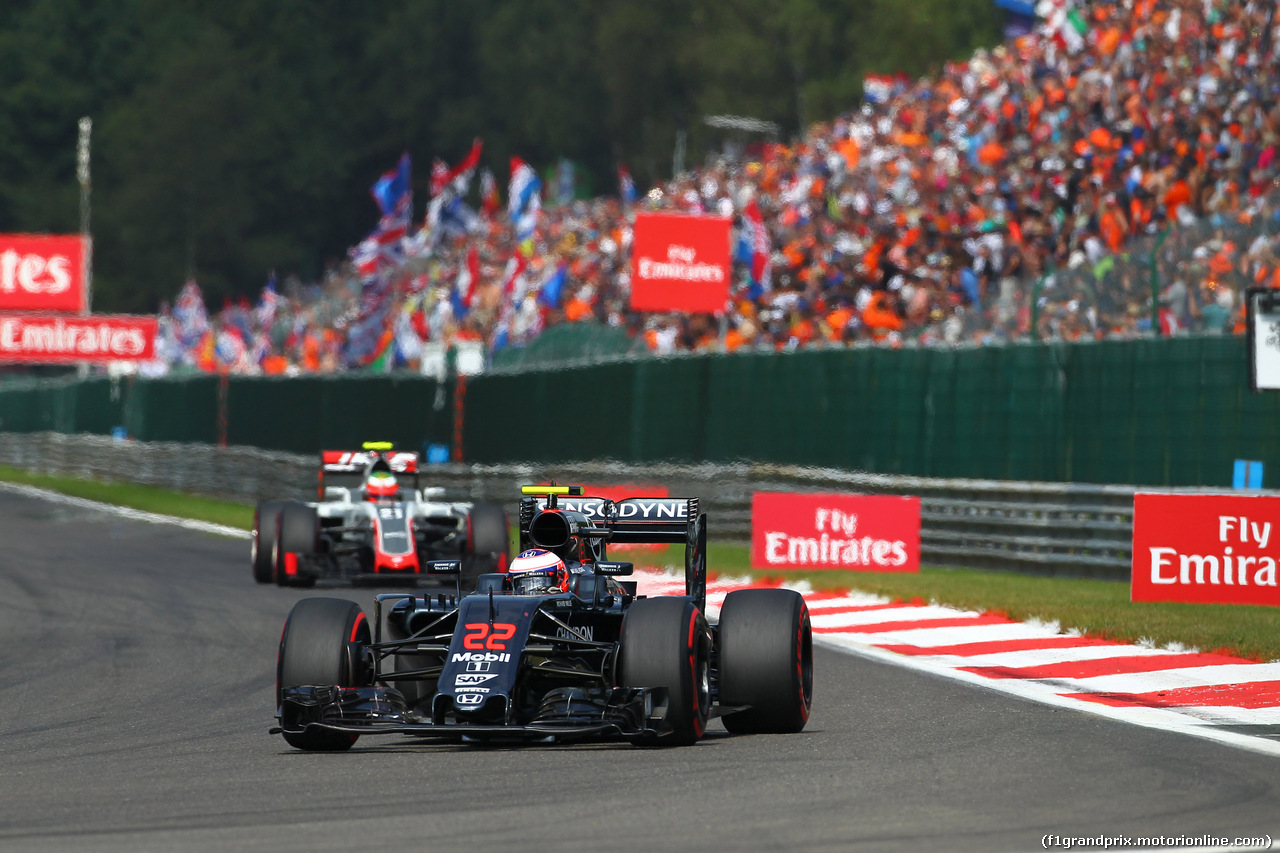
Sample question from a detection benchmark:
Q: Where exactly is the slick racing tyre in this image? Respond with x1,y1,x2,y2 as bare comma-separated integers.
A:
718,588,813,734
251,501,283,584
461,503,509,589
277,597,371,751
619,597,711,747
274,502,318,588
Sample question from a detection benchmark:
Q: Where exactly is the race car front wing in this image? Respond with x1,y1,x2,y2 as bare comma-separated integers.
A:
272,684,676,743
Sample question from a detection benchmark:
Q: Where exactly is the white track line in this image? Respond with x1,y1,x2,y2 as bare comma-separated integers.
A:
0,481,249,539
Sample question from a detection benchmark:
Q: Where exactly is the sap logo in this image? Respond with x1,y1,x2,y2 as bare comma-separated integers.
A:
455,693,484,705
465,660,492,673
555,625,594,641
452,652,511,663
455,673,497,686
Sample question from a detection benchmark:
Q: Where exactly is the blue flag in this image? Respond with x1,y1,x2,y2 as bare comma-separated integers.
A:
371,152,412,216
537,264,568,309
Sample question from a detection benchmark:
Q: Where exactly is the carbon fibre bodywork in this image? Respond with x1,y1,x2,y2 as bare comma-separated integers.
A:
274,575,684,743
271,488,811,747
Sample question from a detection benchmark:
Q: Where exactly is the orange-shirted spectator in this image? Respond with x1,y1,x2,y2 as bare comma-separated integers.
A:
564,296,593,322
1163,179,1193,219
862,291,903,341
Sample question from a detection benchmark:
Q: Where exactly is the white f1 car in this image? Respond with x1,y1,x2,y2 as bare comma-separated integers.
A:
252,442,509,588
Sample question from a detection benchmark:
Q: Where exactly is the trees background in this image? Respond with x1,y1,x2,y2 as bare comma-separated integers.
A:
0,0,1002,311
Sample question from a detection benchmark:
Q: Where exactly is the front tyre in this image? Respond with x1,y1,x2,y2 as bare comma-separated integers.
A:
619,597,710,747
718,588,813,734
251,501,283,584
277,597,370,751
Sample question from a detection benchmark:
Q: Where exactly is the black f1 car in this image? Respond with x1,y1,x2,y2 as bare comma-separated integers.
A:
251,442,509,588
271,485,813,749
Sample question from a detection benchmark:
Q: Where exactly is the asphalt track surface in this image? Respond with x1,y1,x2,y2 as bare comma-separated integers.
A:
1,490,1278,853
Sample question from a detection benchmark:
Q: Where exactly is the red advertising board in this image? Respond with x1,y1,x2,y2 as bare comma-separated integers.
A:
1132,493,1280,607
630,213,731,313
0,234,86,313
0,314,157,363
751,492,921,572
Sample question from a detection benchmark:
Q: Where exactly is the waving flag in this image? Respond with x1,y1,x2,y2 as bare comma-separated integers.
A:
508,158,537,216
173,280,208,348
509,157,542,241
1039,0,1089,53
480,169,500,217
429,160,449,198
618,166,636,207
371,152,412,217
451,247,481,318
254,273,279,332
537,263,569,309
744,198,772,292
500,253,529,300
430,138,483,198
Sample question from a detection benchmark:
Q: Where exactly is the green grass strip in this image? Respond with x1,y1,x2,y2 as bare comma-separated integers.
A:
0,465,254,531
3,467,1279,661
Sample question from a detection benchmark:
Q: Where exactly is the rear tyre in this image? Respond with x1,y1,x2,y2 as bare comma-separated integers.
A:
277,597,370,751
718,589,813,734
274,502,319,588
251,501,282,584
619,597,710,747
461,503,509,590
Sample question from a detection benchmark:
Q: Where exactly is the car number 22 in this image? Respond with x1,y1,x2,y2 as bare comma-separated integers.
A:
462,622,517,650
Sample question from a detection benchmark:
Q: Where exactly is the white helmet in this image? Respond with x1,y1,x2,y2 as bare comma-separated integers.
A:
508,549,568,594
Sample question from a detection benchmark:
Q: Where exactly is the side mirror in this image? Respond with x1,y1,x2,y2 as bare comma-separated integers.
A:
424,560,462,575
594,561,633,576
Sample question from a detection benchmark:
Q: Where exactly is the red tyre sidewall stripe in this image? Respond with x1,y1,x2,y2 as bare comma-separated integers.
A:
797,601,811,722
349,611,367,643
688,608,704,737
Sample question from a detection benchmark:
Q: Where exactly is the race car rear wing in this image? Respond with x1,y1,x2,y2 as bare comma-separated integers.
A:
318,444,420,497
518,489,707,612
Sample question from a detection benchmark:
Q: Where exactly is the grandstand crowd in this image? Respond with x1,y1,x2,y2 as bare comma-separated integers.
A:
153,0,1280,375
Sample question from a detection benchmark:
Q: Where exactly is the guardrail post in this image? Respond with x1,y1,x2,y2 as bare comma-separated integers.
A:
217,373,229,447
1149,226,1170,336
452,376,467,463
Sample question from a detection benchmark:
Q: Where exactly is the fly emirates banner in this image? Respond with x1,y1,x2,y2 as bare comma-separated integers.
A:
1132,493,1280,607
752,492,920,572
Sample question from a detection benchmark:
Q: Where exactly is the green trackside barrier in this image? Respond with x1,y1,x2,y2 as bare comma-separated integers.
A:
225,374,456,455
123,375,221,443
464,335,1280,487
0,373,457,456
5,335,1280,488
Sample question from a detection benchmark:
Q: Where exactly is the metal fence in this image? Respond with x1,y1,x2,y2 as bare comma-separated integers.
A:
20,430,1259,580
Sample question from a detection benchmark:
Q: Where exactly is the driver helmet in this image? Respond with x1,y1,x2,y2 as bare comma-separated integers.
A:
508,549,568,594
365,469,399,501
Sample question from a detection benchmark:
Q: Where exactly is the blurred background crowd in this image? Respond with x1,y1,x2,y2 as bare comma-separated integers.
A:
151,0,1280,375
